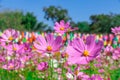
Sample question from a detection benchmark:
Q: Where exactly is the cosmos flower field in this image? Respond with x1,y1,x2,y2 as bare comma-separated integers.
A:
0,20,120,80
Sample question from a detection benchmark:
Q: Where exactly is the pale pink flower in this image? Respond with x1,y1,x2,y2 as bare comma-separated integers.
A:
6,43,22,56
112,48,120,60
0,55,5,63
104,45,113,56
0,29,19,42
54,20,77,35
89,74,103,80
111,26,120,35
2,60,22,70
37,62,48,71
98,69,105,73
34,34,62,54
76,72,90,80
66,36,103,65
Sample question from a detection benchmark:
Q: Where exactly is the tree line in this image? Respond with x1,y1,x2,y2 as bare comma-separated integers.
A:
0,6,120,33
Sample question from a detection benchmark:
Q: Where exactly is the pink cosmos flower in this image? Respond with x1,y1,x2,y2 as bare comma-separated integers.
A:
88,74,103,80
94,63,102,68
0,29,19,42
54,20,77,35
111,26,120,35
22,43,32,52
0,38,6,47
104,45,113,56
55,68,62,74
76,72,90,80
66,36,103,65
105,45,113,53
66,66,89,80
112,48,120,60
34,34,62,54
3,63,15,70
20,53,33,64
17,43,32,54
0,55,5,63
98,69,105,73
6,43,23,56
37,62,48,71
2,60,22,70
73,67,90,80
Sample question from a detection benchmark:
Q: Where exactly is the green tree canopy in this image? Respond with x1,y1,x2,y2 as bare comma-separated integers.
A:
33,22,50,32
43,6,71,23
90,14,112,33
77,21,90,33
0,11,24,31
0,11,49,32
21,12,37,31
89,14,120,33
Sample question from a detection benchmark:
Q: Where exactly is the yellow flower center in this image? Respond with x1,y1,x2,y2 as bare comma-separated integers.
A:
46,46,52,51
83,50,89,57
60,27,65,31
13,47,17,51
8,36,13,41
54,52,61,57
9,65,14,69
64,53,69,58
32,46,37,50
74,70,79,75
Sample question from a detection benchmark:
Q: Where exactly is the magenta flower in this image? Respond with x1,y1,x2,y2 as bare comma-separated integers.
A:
3,63,15,70
88,74,103,80
20,55,32,64
0,55,5,63
66,36,103,65
0,29,19,42
2,60,22,70
111,26,120,35
112,48,120,60
37,62,48,71
22,43,32,52
6,43,23,56
98,69,105,73
18,43,32,54
76,72,90,80
54,20,77,35
34,34,62,54
104,45,113,56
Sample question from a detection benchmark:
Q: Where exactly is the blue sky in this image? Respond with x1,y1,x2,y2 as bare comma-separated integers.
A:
0,0,120,25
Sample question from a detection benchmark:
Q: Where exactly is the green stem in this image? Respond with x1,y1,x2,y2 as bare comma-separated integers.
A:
50,56,53,79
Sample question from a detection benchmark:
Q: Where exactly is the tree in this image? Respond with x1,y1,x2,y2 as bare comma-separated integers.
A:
0,11,24,31
0,11,50,32
21,12,37,31
77,21,90,33
111,14,120,27
33,22,50,32
43,6,71,23
90,14,112,33
90,14,120,33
